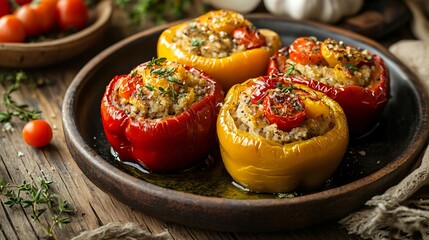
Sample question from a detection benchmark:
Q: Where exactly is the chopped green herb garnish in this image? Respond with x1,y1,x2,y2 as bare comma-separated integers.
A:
168,76,182,85
291,99,303,111
281,84,294,93
150,67,175,78
190,38,205,47
158,86,167,94
309,36,318,42
158,84,178,103
344,63,358,72
271,106,278,113
131,70,138,77
137,88,145,98
168,84,178,103
285,62,301,77
145,84,155,91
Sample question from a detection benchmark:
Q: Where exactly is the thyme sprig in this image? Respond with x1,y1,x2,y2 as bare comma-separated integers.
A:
284,62,302,77
150,67,175,77
0,177,74,240
0,71,41,123
344,63,358,72
146,57,167,68
158,83,178,103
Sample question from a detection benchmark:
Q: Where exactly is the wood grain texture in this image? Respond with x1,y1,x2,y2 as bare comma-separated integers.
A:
0,11,425,240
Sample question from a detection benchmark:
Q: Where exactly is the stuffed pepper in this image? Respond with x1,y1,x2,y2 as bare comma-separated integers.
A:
157,9,282,91
268,36,389,136
101,57,224,173
217,75,349,193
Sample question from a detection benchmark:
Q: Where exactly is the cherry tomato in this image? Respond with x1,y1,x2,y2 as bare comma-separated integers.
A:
22,119,53,147
14,5,43,36
56,0,88,31
233,26,267,49
0,15,26,43
118,75,140,99
289,36,326,66
15,0,33,5
262,87,306,132
0,0,12,17
33,0,57,34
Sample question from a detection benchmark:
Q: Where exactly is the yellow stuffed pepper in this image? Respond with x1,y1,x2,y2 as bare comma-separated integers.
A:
157,9,282,91
217,75,349,193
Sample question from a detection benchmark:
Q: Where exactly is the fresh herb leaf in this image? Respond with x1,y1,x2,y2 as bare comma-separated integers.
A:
146,57,167,68
190,38,205,47
285,63,301,77
150,67,175,77
1,81,41,123
344,63,358,72
158,84,178,103
309,36,318,42
131,70,138,77
158,86,167,94
0,70,49,123
168,76,182,85
145,84,154,91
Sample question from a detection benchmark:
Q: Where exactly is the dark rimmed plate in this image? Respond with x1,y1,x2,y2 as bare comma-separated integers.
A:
62,14,429,232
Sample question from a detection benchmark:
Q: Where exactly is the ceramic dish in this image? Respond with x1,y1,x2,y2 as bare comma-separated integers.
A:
0,0,112,69
62,15,429,232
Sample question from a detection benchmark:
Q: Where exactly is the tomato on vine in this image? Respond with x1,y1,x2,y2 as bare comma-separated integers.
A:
0,15,26,43
14,0,32,5
14,5,43,36
33,0,58,34
22,119,53,147
56,0,88,31
0,0,12,17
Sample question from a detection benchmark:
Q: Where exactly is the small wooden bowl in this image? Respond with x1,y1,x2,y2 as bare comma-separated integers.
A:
0,0,112,68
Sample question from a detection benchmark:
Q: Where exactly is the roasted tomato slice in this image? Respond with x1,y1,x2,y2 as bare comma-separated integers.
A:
233,26,267,50
289,36,326,65
250,75,280,104
262,87,306,132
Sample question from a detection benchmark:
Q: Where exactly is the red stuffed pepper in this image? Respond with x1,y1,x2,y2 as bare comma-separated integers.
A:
268,37,389,136
101,57,224,173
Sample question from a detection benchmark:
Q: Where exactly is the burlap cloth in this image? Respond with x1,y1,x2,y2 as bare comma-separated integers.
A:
72,1,429,239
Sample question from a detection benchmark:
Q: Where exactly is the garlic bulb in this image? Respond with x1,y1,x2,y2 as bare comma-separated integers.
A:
205,0,262,14
263,0,364,23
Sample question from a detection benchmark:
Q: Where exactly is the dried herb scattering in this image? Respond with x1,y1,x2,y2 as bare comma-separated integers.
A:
0,177,74,240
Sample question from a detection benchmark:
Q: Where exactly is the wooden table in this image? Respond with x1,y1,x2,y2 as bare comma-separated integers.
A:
0,11,425,240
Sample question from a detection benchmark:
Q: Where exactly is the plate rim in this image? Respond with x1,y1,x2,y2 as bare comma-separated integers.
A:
62,14,429,231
